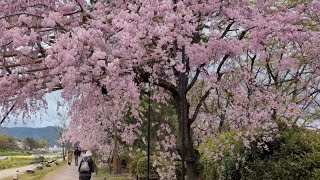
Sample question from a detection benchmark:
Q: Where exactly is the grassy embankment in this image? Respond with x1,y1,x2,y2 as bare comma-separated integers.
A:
0,157,35,170
2,161,66,180
0,156,61,170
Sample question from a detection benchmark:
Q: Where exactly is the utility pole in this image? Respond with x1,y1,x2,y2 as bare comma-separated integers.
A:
179,45,187,180
147,62,153,180
147,83,151,180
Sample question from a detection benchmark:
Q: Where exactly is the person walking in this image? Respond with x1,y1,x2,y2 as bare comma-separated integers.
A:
78,150,98,180
74,147,81,166
67,150,73,165
12,170,19,180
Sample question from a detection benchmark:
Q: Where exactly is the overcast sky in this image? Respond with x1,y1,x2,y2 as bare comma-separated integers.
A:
1,91,69,128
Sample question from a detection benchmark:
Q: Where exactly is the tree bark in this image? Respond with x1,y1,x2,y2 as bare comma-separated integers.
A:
175,86,201,178
175,103,201,180
173,45,201,180
62,142,65,161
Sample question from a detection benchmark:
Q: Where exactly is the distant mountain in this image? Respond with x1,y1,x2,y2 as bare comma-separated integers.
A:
0,126,62,146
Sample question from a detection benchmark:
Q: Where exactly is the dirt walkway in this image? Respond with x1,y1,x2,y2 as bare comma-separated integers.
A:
41,163,80,180
0,164,37,180
41,158,96,180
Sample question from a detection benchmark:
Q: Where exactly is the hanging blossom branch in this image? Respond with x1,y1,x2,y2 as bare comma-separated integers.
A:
0,102,16,124
217,27,256,80
189,26,257,125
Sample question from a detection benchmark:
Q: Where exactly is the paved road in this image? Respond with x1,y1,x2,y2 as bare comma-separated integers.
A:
0,164,37,179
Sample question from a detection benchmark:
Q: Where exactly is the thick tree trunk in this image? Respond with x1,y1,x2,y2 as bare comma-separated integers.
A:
175,99,201,180
175,45,201,180
186,162,199,180
184,120,201,180
112,145,121,174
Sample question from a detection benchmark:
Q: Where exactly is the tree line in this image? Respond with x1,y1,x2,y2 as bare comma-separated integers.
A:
0,135,48,151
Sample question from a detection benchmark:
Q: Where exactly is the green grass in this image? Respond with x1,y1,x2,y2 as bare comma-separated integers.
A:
2,161,66,180
94,165,132,180
0,150,52,156
0,157,35,170
0,150,30,156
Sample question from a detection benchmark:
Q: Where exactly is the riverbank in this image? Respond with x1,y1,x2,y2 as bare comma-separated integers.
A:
0,159,65,180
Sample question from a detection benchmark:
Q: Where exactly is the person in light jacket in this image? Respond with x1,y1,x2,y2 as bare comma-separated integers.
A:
78,151,98,180
67,150,73,165
12,170,19,180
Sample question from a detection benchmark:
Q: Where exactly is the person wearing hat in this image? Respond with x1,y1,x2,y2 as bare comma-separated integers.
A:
78,150,98,180
67,150,73,165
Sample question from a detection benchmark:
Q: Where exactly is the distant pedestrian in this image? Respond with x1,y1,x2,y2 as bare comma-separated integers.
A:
78,151,98,180
67,150,73,165
74,147,81,166
12,170,19,180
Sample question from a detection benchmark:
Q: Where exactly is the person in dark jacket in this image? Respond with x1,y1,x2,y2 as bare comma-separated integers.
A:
74,147,81,166
78,151,98,180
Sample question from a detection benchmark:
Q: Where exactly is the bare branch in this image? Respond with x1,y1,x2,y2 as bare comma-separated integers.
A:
63,10,82,16
266,62,277,84
75,0,84,12
0,59,43,69
190,88,212,124
186,63,205,92
217,54,230,80
155,78,179,96
134,67,179,96
106,28,124,40
220,21,235,39
239,27,255,40
217,27,255,80
0,12,44,20
1,102,16,124
1,41,13,48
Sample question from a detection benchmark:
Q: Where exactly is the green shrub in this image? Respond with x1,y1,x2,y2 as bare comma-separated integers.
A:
129,152,145,175
136,156,158,179
128,152,159,179
246,128,320,180
199,131,245,180
199,127,320,180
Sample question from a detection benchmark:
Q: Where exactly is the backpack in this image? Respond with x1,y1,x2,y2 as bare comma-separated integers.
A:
79,158,90,173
